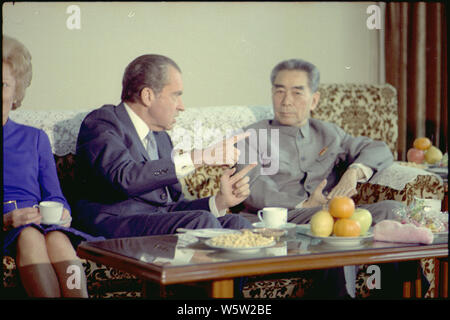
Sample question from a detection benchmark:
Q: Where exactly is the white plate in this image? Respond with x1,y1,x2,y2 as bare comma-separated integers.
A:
204,238,276,254
252,222,297,230
41,217,72,226
296,224,373,246
425,166,448,174
176,228,240,239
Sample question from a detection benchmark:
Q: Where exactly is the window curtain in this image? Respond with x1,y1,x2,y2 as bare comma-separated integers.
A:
385,2,447,160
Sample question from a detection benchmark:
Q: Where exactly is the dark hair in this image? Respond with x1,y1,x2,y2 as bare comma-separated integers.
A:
121,54,181,103
270,59,320,93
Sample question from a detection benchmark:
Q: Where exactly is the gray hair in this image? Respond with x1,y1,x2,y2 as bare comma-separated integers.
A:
121,54,181,103
270,59,320,93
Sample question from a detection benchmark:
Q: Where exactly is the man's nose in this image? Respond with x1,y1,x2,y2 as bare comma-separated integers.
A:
177,98,185,111
282,92,293,105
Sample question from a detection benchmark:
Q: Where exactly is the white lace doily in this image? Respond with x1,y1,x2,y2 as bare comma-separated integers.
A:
168,105,274,150
9,106,273,156
370,162,443,190
9,109,91,156
9,108,441,191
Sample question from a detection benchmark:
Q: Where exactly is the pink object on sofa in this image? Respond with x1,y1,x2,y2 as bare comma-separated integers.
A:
373,220,434,244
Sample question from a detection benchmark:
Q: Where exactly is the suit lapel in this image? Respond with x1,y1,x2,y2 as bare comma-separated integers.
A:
115,103,150,161
153,131,183,199
153,131,171,160
116,103,183,201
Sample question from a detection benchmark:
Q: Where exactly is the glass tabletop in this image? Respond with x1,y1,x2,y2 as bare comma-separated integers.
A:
83,226,448,269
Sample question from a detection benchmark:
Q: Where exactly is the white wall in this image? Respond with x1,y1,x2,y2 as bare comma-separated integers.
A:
3,1,381,110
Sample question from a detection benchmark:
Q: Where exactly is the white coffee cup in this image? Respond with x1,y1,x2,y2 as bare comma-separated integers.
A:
34,201,63,224
257,207,287,228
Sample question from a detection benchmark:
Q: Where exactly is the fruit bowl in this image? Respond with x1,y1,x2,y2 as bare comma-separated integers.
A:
297,224,374,246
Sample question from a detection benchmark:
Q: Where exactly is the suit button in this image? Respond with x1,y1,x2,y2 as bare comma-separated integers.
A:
160,192,167,200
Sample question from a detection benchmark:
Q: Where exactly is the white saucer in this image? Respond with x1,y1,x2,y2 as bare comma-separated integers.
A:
252,222,297,230
41,218,72,226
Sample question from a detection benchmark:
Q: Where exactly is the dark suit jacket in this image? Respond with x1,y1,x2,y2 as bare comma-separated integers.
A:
74,103,210,229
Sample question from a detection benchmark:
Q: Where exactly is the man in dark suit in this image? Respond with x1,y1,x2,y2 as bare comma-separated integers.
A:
74,54,255,238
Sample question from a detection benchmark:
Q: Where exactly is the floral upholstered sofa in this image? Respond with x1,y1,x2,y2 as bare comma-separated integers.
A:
3,84,444,298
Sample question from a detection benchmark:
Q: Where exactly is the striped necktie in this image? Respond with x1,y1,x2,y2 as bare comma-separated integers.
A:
146,131,159,160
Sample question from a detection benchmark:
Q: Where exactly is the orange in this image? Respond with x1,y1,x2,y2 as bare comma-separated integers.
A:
413,137,432,150
328,196,355,219
333,219,361,237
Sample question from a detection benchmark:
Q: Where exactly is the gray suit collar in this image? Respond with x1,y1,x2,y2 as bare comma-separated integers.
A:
269,119,310,139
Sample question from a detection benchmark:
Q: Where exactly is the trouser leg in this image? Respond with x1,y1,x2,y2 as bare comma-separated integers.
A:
218,214,253,229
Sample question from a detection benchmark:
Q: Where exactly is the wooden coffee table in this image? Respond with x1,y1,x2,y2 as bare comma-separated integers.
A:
77,230,448,298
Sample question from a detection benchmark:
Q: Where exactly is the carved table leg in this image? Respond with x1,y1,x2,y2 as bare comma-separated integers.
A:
209,279,234,298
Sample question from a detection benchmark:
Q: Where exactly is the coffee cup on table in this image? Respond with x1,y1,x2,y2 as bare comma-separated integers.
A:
34,201,63,224
257,207,288,228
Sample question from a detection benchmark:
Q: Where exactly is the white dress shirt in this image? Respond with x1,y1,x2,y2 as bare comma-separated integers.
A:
123,103,226,217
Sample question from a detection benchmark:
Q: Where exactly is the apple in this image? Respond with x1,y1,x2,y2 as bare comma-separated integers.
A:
350,208,372,235
407,148,425,164
310,210,334,237
424,146,443,164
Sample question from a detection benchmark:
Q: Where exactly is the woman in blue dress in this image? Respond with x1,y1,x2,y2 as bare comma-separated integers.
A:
2,36,101,298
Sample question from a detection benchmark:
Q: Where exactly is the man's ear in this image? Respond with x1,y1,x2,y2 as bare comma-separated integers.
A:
140,87,155,107
310,91,321,111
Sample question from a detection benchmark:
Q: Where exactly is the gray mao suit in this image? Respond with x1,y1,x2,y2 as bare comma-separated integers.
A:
237,118,403,224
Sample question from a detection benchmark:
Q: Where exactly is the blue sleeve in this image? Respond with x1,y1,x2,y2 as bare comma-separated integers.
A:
37,130,71,213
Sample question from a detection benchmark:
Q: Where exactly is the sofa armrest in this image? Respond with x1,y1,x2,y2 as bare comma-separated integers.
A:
354,174,444,206
181,163,445,209
181,165,224,200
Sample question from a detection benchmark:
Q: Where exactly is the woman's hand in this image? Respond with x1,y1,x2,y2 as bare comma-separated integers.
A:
3,207,41,229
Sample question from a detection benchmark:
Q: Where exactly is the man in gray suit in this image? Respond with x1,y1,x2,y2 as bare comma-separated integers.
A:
75,54,255,238
238,58,402,225
236,58,405,298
